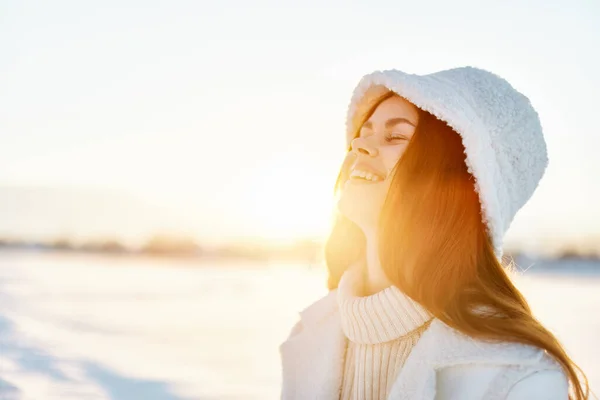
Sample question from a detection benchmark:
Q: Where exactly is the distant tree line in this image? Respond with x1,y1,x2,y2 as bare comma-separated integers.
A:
1,235,599,264
0,235,325,263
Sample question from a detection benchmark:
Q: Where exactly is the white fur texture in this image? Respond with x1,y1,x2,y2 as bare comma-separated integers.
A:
345,67,549,258
279,290,567,399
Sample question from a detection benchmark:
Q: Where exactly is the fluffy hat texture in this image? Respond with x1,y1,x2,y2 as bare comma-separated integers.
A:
345,67,548,258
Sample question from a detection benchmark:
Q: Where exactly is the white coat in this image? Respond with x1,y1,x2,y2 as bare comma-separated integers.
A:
279,290,568,400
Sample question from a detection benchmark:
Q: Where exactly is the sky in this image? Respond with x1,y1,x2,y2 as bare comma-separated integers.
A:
1,0,599,248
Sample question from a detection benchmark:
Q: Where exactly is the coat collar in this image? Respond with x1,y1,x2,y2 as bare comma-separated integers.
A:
299,289,339,327
279,290,347,400
280,290,548,400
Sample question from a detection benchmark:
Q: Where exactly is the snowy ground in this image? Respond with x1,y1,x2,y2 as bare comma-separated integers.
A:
0,251,598,399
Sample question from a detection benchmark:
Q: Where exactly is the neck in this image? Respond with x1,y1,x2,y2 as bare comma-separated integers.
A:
360,228,393,295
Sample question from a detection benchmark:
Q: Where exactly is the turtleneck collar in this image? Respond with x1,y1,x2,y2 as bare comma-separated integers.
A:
337,266,432,345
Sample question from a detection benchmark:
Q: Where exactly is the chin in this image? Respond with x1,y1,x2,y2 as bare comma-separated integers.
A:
337,179,385,230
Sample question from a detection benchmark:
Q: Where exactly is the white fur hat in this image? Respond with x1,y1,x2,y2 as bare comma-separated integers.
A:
345,67,548,259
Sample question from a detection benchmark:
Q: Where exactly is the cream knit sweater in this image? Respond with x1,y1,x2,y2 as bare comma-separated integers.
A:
337,268,433,400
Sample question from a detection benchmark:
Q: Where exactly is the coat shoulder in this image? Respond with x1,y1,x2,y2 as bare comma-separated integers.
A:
389,319,567,400
435,364,568,400
505,369,569,400
430,321,567,399
435,365,504,399
431,319,559,366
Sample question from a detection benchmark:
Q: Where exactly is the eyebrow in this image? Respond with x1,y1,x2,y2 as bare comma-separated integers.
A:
362,117,416,130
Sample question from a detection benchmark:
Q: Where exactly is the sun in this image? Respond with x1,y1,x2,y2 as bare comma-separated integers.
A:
242,155,336,243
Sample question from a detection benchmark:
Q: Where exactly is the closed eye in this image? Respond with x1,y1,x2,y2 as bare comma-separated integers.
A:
385,135,408,143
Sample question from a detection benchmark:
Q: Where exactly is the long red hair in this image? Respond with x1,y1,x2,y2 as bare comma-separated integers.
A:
325,92,590,399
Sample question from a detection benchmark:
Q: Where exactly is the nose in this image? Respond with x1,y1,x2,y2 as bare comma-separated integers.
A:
351,136,379,157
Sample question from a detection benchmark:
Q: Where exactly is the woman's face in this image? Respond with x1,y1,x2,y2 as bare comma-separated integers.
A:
337,95,420,233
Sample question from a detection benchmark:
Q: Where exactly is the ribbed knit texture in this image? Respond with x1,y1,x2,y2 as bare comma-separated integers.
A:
337,268,432,400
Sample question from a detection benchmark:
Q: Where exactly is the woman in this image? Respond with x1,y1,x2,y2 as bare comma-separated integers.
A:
279,67,590,400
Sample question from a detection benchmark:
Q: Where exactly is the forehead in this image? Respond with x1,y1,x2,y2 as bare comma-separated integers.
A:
368,95,419,122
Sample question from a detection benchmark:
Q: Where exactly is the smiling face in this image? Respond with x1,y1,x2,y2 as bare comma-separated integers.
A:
337,95,420,233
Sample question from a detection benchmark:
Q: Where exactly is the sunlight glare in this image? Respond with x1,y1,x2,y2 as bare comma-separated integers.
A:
242,155,335,243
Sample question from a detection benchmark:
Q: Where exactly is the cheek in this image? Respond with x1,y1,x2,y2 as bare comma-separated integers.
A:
380,145,407,173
